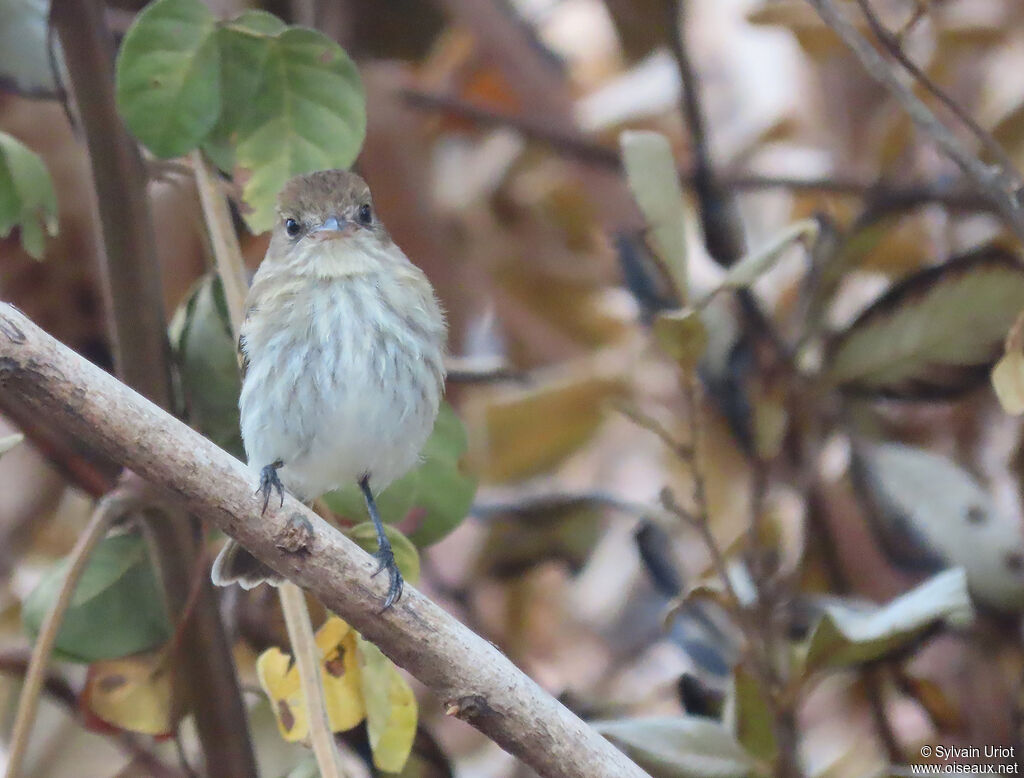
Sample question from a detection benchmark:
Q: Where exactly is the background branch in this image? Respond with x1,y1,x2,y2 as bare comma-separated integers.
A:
806,0,1024,242
400,88,992,214
0,303,650,778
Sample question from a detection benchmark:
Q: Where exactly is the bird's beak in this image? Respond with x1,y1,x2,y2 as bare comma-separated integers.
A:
310,216,354,239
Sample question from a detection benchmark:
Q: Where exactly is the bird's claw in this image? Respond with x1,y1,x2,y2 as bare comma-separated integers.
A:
256,460,285,515
372,545,404,611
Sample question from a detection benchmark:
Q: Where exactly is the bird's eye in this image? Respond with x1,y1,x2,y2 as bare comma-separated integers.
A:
357,203,373,226
285,218,301,237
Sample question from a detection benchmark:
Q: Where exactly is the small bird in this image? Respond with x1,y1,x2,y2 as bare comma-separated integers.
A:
211,169,446,609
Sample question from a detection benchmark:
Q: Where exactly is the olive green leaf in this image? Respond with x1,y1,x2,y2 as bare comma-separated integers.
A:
805,568,972,670
0,131,57,259
620,130,688,301
355,634,418,773
826,247,1024,399
345,523,421,585
732,663,775,763
115,0,221,159
233,27,365,232
594,716,756,778
169,273,244,458
23,534,171,663
324,402,476,547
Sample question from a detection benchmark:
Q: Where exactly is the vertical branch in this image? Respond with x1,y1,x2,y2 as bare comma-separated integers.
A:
665,3,802,774
668,0,746,266
191,153,248,329
192,150,343,778
47,2,256,775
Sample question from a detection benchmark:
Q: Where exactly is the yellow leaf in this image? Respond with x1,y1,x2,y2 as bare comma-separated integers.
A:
993,310,1024,415
256,647,311,742
84,652,174,736
993,351,1024,415
356,634,418,773
317,616,366,733
257,615,365,743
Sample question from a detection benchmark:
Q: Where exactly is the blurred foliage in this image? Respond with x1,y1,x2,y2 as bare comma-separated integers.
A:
0,130,57,258
23,534,170,664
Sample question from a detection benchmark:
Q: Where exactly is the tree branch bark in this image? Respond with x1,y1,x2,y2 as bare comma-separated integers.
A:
0,303,649,778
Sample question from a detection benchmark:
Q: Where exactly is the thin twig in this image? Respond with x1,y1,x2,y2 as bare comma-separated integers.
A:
191,152,249,330
613,400,694,460
6,484,144,778
853,0,1023,187
280,583,345,777
805,0,1024,242
192,149,345,778
399,87,991,213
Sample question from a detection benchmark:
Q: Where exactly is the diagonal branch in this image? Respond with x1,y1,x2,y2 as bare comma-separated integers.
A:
853,0,1022,186
0,303,650,778
805,0,1024,242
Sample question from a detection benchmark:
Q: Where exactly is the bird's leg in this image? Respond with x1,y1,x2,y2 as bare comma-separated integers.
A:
359,475,403,610
257,459,285,514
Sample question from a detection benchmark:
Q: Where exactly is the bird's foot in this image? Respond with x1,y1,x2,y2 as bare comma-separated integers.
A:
372,544,404,612
257,460,285,515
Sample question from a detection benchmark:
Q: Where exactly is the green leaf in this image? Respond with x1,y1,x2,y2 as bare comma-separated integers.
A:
732,664,775,762
23,534,171,663
593,716,756,778
620,130,688,301
0,131,57,258
233,27,365,232
854,443,1024,612
345,523,421,585
805,568,972,670
201,11,288,171
825,247,1024,399
115,0,221,159
475,497,603,578
169,273,244,457
324,402,476,547
355,634,418,773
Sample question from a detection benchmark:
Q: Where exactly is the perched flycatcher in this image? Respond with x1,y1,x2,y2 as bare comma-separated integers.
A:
211,169,447,609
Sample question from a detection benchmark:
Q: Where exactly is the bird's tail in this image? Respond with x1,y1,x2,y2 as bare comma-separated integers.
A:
211,538,282,589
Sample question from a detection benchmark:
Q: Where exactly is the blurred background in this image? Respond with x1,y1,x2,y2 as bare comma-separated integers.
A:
5,0,1024,776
